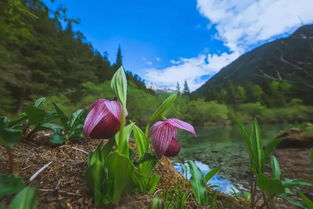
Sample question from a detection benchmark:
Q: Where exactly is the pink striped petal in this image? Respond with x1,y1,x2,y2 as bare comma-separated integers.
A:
150,121,177,158
166,118,196,135
84,99,122,139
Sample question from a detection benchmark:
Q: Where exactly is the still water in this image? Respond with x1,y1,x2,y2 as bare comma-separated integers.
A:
172,124,287,194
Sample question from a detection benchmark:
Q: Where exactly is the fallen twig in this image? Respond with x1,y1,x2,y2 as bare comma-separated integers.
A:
29,161,53,182
71,146,88,155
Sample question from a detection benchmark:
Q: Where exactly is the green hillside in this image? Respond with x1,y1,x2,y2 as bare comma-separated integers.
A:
194,25,313,106
0,0,149,114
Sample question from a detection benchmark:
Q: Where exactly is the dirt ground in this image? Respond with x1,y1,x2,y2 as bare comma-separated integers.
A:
0,134,248,209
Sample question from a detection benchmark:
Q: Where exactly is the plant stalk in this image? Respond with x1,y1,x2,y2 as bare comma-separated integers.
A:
6,147,14,174
118,107,126,154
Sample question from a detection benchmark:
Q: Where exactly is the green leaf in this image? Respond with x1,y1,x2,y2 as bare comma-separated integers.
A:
0,128,23,148
0,116,10,129
106,151,134,203
280,195,306,209
133,125,148,158
49,133,67,144
298,190,313,209
9,187,37,209
282,178,313,188
210,191,218,209
33,97,47,108
52,103,69,129
69,109,85,128
111,66,127,106
40,123,63,132
148,93,177,124
257,174,285,195
264,138,286,160
88,139,115,166
271,156,281,180
188,161,208,205
204,168,219,183
85,161,105,205
147,174,160,194
25,106,46,124
0,174,26,197
8,113,27,127
115,123,134,156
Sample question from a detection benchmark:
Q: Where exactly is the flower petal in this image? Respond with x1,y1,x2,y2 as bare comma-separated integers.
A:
84,99,122,138
166,118,196,135
150,121,177,158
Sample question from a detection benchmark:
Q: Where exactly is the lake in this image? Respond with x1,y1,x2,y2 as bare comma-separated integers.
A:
172,124,288,194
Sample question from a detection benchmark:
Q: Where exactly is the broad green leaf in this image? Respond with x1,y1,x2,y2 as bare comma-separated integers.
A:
25,106,46,124
106,151,134,203
271,156,281,180
49,133,67,144
87,139,115,166
85,161,105,205
0,174,26,197
148,93,177,124
181,164,188,178
8,113,27,127
264,138,286,160
41,123,63,132
111,66,127,106
210,191,218,209
0,116,10,130
204,168,219,183
280,195,306,209
147,174,160,194
257,174,285,195
133,125,148,158
69,109,85,128
0,128,23,148
33,97,47,108
151,197,163,209
115,123,134,156
52,103,69,129
251,119,264,174
282,178,313,188
188,161,208,205
298,190,313,208
9,187,37,209
237,122,254,171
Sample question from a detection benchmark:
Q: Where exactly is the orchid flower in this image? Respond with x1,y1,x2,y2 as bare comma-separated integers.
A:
149,118,196,158
83,99,123,139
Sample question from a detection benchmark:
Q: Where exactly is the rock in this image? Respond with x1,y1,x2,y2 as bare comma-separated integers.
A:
277,130,313,149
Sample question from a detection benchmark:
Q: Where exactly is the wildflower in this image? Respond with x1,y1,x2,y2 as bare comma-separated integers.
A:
149,118,196,158
83,99,123,139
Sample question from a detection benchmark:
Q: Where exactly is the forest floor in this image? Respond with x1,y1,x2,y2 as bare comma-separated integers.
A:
0,134,248,209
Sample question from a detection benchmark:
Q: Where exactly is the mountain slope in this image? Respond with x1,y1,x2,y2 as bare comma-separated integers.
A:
194,25,313,104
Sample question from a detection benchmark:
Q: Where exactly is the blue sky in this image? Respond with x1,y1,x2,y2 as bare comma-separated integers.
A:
46,0,313,90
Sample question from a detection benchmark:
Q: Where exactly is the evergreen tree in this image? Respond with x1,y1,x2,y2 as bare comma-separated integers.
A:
176,82,181,95
183,80,190,95
115,46,123,69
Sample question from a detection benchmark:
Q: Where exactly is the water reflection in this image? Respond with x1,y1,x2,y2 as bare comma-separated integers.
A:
174,161,238,195
173,125,287,193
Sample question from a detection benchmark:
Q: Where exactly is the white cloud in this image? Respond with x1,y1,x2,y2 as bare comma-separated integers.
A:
144,52,240,90
197,0,313,51
155,57,161,62
144,0,313,91
142,56,153,65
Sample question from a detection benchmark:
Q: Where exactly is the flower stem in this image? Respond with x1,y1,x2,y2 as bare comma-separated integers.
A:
6,147,14,174
118,107,126,154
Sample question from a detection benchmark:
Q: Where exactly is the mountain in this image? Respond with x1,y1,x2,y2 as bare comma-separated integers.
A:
194,25,313,105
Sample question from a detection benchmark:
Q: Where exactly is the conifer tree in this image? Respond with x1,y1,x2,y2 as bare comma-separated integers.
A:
183,80,190,95
176,82,181,95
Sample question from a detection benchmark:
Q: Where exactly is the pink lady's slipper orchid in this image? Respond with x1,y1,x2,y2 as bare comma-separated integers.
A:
83,99,123,139
149,119,196,158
